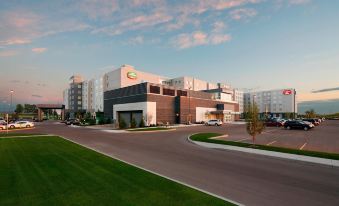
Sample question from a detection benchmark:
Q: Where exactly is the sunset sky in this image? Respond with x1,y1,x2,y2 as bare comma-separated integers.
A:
0,0,338,112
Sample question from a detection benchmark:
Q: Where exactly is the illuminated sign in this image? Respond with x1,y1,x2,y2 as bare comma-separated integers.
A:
127,72,137,80
283,89,293,95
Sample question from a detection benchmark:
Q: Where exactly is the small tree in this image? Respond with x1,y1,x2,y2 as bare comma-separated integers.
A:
305,109,316,118
245,102,265,146
119,117,127,129
15,104,24,114
131,117,137,128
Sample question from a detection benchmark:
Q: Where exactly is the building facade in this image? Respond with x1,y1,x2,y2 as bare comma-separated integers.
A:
244,89,297,118
67,75,83,113
104,82,240,126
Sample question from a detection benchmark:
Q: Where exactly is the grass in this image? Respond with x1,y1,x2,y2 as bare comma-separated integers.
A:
190,133,339,160
0,136,233,206
127,127,173,132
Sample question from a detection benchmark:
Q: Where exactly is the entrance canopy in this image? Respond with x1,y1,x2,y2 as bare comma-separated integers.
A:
36,104,65,121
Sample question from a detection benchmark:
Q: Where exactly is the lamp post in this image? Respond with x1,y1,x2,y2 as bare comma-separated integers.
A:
10,90,14,113
187,81,192,124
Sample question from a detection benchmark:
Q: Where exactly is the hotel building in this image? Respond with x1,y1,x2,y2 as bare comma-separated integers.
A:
244,89,297,118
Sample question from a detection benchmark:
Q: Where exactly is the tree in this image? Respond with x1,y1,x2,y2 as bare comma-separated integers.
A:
305,109,316,118
139,118,145,127
23,104,37,113
15,104,24,114
245,102,265,146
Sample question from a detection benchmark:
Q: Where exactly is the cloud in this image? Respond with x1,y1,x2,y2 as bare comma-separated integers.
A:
32,48,47,53
0,50,18,57
32,94,43,98
230,8,257,20
128,36,144,45
289,0,311,5
172,30,231,49
0,39,31,46
312,87,339,93
10,80,21,83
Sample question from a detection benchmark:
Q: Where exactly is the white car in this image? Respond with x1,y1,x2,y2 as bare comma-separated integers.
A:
205,119,223,126
0,123,7,130
8,121,35,129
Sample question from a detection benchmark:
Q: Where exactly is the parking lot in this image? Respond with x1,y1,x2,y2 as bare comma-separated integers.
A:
223,120,339,153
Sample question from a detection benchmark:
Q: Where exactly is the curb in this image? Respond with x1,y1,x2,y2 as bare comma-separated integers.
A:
187,135,339,168
56,135,243,206
126,128,177,133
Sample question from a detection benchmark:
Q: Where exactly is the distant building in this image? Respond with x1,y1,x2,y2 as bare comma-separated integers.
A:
67,75,83,114
244,89,297,118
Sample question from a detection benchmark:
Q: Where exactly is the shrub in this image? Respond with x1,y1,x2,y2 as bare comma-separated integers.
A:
139,119,145,127
119,117,127,129
105,118,112,124
131,117,137,128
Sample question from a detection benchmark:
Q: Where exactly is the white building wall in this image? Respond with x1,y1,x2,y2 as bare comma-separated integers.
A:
63,89,69,109
113,102,157,125
93,77,104,112
196,107,217,122
82,81,89,111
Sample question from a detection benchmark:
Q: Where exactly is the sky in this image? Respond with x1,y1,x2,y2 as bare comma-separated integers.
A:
0,0,338,113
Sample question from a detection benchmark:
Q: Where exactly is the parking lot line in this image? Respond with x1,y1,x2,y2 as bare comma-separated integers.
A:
299,143,307,150
236,138,250,142
266,141,277,146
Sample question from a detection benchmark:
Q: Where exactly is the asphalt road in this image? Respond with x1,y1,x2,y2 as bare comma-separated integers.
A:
15,122,339,206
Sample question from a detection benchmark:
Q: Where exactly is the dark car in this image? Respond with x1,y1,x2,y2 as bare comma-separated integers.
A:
65,119,80,125
265,119,284,127
302,119,320,126
284,120,314,131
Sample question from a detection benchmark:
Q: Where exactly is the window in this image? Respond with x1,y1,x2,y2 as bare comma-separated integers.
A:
163,88,175,96
177,90,187,97
78,85,82,89
150,85,160,94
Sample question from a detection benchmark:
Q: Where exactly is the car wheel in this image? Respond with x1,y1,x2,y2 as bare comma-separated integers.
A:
10,125,15,129
26,125,30,128
286,126,291,130
304,127,309,131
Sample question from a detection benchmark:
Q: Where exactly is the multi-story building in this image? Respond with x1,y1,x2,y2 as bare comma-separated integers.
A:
67,75,83,114
62,89,69,110
244,89,297,118
162,77,218,91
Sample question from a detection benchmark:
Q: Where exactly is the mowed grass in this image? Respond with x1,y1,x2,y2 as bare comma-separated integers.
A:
190,133,339,160
0,136,232,206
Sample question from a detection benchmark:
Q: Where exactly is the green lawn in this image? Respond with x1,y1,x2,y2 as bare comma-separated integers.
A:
127,127,173,132
190,133,339,160
0,136,232,206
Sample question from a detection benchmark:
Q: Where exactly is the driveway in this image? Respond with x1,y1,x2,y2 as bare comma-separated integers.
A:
17,121,339,206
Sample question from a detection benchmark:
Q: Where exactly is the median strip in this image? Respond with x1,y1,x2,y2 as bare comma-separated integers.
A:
188,133,339,167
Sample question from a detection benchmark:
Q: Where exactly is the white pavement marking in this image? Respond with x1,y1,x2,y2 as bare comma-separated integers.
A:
0,134,53,139
266,141,277,146
236,138,249,142
58,135,244,206
299,143,307,150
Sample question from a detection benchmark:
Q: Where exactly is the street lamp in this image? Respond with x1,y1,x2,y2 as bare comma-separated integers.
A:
10,90,14,113
187,81,192,124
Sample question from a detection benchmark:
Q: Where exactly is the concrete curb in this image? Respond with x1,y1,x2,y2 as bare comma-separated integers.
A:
55,135,243,206
188,135,339,168
126,128,176,133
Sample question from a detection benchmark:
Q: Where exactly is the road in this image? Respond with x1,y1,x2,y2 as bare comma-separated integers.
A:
17,122,339,206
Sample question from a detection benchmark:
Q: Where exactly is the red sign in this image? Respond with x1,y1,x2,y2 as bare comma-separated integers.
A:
283,89,293,95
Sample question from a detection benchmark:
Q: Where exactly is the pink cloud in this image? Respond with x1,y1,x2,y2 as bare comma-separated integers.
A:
0,39,31,46
289,0,311,5
230,8,257,20
32,48,47,53
0,50,18,57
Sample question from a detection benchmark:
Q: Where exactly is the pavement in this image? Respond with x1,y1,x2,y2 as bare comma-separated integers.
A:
13,121,339,206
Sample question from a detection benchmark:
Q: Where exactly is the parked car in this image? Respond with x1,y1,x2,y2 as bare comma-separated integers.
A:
7,121,34,129
0,122,7,130
302,119,320,126
284,120,314,131
205,119,223,126
265,119,284,127
65,119,80,125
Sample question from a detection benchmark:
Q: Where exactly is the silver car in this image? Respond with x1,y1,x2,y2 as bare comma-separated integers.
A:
205,119,223,126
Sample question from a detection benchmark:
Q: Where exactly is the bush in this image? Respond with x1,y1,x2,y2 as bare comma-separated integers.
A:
105,118,112,124
139,119,145,127
119,117,127,129
131,117,137,128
